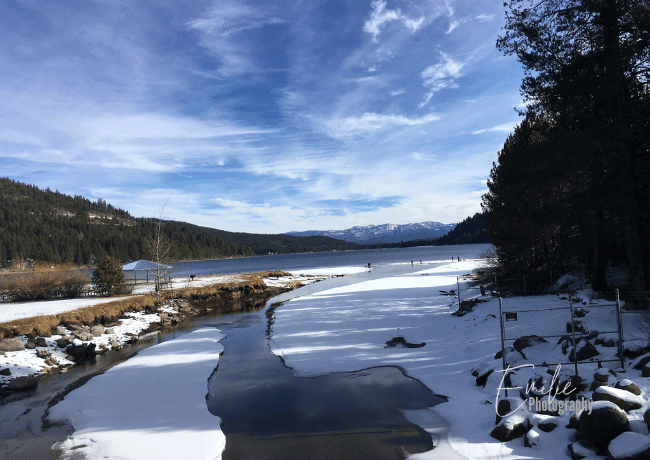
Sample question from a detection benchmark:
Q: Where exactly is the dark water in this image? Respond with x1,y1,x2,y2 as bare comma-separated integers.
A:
206,309,445,460
170,244,491,277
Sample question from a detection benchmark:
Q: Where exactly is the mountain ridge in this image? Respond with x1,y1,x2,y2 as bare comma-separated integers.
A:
286,221,456,245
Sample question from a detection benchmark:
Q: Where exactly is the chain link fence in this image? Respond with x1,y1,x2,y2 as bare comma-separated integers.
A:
498,294,627,377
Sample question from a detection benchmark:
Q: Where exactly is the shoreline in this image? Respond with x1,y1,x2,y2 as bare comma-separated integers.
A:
0,271,334,393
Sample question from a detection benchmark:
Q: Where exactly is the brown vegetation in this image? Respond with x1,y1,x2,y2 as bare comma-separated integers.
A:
0,262,88,301
0,271,294,339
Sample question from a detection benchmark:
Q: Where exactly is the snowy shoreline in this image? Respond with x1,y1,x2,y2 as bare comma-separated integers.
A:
0,269,364,390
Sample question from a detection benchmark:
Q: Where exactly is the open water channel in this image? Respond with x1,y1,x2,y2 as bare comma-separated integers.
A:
0,244,490,459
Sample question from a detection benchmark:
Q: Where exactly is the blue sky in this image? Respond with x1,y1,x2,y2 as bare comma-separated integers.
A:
1,0,525,233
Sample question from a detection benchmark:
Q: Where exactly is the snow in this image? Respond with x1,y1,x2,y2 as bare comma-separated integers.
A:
6,260,650,459
48,327,226,460
0,296,130,322
595,386,645,405
267,259,650,460
608,432,650,458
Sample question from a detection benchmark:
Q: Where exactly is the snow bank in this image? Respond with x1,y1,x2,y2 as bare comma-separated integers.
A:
0,296,130,323
48,327,226,460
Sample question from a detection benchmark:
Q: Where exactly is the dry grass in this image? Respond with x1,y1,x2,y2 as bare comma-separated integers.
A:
0,262,88,301
0,271,293,338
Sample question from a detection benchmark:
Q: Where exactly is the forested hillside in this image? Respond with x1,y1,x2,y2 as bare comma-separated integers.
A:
0,178,359,267
482,1,649,296
432,213,490,246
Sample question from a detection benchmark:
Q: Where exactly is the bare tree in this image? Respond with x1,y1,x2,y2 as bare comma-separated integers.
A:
144,201,172,293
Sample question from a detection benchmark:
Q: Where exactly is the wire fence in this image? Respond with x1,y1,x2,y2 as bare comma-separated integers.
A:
498,293,632,377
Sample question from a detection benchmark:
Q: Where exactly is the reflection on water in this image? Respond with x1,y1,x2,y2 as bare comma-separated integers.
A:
206,305,445,460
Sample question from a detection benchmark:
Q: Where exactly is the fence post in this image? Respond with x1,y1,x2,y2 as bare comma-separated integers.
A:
498,297,508,397
457,276,461,308
570,294,579,377
616,289,624,369
494,275,498,295
523,275,527,296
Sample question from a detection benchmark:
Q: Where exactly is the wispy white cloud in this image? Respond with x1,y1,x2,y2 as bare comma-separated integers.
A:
390,88,406,96
323,112,440,137
363,0,425,42
421,53,464,92
476,13,495,22
187,2,284,75
472,121,519,135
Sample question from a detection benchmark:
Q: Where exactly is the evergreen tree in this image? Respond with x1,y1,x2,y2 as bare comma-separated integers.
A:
92,256,130,296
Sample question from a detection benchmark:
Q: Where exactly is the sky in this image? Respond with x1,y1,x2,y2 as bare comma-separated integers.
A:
0,0,526,234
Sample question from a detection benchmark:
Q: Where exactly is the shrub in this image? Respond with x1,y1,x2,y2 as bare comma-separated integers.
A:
92,256,132,296
0,263,88,301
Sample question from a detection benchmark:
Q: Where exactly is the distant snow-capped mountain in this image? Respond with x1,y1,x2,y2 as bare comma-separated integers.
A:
286,221,456,245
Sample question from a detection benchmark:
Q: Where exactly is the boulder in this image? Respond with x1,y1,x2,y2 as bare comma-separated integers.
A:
90,325,104,337
56,338,68,348
615,379,642,396
569,340,600,362
0,338,25,352
0,368,11,376
631,353,650,370
643,363,650,378
593,386,644,412
35,337,47,347
579,401,630,453
568,441,598,460
74,331,94,342
538,419,558,432
65,343,97,360
25,341,36,349
643,409,650,431
607,432,650,460
105,328,115,335
6,376,38,391
55,326,68,336
594,368,615,382
490,414,528,442
524,428,540,447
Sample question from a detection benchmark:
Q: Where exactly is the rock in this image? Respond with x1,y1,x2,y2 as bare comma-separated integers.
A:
74,331,94,342
524,428,540,447
25,341,36,349
538,419,558,432
0,368,11,376
513,335,548,354
593,386,644,412
105,328,115,334
631,353,650,370
35,337,47,347
56,338,68,348
615,379,642,396
643,409,650,431
90,325,104,337
569,339,600,362
0,338,25,352
65,343,97,360
591,380,607,391
579,401,630,453
642,363,650,378
594,367,614,382
55,326,68,336
6,376,38,391
490,415,528,442
496,399,512,424
607,432,650,460
568,441,597,460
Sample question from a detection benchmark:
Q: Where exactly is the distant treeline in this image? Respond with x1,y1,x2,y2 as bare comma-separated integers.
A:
365,213,490,249
0,178,359,267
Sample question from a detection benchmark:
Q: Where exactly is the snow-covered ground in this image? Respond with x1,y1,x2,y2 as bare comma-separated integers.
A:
48,327,227,460
5,261,649,459
0,296,131,323
268,259,650,459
